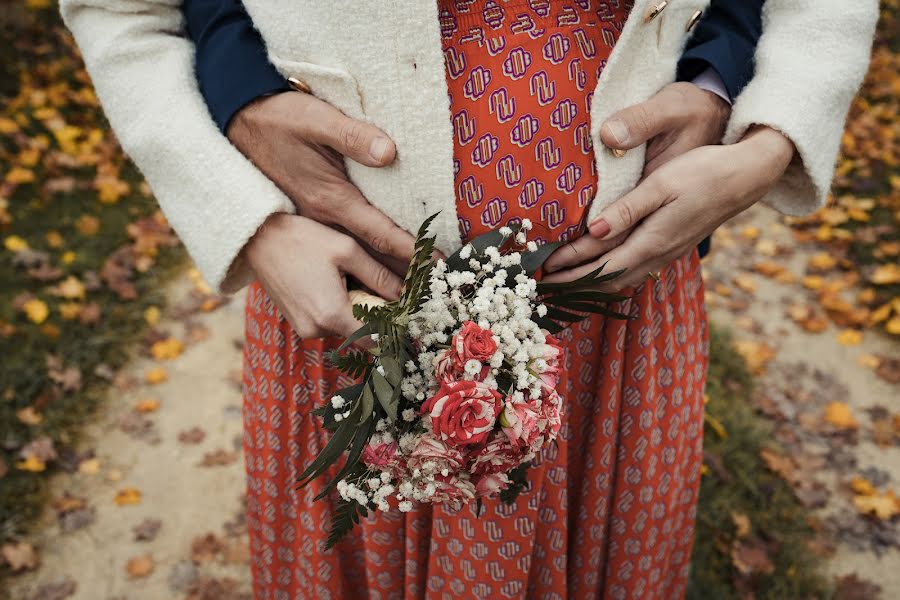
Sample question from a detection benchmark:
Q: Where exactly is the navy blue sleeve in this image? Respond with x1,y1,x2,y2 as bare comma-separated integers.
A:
677,0,765,101
678,1,764,259
183,0,289,133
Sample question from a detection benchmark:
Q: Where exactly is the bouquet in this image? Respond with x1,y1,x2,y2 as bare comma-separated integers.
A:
299,215,632,547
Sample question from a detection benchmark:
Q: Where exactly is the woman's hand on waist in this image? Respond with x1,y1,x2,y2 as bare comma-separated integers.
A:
228,90,416,272
543,126,795,291
243,213,404,339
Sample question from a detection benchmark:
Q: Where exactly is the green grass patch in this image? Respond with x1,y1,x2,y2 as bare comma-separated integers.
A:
688,325,829,599
0,1,186,579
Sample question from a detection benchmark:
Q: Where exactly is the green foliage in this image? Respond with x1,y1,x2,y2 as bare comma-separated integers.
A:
688,325,829,599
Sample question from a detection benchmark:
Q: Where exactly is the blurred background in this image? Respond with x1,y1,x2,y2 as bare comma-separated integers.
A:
0,1,897,599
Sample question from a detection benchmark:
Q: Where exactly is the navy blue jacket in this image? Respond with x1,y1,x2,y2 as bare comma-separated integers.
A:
184,1,764,259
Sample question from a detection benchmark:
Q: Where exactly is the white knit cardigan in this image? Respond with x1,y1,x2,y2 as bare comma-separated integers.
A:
60,0,877,294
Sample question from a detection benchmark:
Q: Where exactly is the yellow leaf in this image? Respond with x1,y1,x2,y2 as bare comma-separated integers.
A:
15,456,46,472
5,167,35,184
23,298,49,324
869,303,893,325
52,276,86,300
144,367,168,385
16,407,43,425
75,215,100,236
808,252,837,271
78,458,101,475
150,338,184,361
887,316,900,336
802,276,826,290
52,125,82,155
836,329,863,346
58,302,82,320
740,226,760,240
134,398,160,413
4,235,29,252
45,231,64,249
871,264,900,285
853,491,900,521
95,174,130,205
850,477,876,496
114,487,142,506
144,306,161,326
18,148,41,167
824,402,859,430
61,251,76,265
857,354,881,369
732,274,756,294
0,117,19,134
733,340,776,375
126,554,155,578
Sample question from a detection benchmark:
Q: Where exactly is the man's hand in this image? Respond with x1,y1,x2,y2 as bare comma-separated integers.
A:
228,91,415,271
600,81,730,177
244,213,404,339
544,82,730,275
543,127,796,291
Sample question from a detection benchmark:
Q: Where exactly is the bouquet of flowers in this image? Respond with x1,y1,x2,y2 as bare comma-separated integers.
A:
299,215,632,547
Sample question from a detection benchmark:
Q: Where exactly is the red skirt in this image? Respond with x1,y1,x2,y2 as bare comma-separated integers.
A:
242,1,709,598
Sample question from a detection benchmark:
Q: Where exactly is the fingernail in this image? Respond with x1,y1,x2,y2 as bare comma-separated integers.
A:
605,119,630,146
588,218,611,239
369,137,391,163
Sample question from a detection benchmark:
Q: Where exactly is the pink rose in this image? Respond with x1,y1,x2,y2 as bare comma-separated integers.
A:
433,349,464,384
474,471,510,496
407,433,465,476
422,380,503,447
469,435,522,477
454,321,498,363
499,400,543,449
533,334,563,388
362,440,399,470
429,473,476,503
537,387,562,443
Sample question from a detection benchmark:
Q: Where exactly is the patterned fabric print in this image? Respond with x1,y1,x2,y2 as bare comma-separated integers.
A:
241,1,710,598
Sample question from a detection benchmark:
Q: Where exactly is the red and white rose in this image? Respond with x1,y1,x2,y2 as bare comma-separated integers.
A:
421,380,503,447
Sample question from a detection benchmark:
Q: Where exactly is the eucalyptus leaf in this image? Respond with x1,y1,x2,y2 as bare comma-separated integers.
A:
359,384,375,424
379,356,403,386
372,370,397,421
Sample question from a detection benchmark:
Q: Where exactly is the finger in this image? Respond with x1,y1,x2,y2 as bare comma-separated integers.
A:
338,188,417,262
543,231,626,273
586,176,667,240
337,241,405,301
599,85,685,151
293,95,397,167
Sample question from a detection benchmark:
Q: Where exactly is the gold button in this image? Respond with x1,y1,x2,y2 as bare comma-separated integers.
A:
644,1,668,23
287,77,312,94
686,9,703,32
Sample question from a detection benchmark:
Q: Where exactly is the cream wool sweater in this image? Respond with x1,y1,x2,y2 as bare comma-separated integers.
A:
60,0,877,294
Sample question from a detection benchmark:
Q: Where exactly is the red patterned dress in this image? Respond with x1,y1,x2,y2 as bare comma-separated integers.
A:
242,1,710,598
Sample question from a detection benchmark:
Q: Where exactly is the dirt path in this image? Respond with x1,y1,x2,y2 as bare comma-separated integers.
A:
10,276,252,600
8,205,900,599
703,204,900,596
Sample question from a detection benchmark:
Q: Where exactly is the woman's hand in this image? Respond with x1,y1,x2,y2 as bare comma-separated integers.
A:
229,91,415,273
543,127,795,290
242,213,404,339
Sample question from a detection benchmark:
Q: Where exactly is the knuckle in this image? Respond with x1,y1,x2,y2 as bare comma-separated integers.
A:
614,201,636,229
330,234,358,262
316,308,345,335
366,231,393,255
338,121,367,154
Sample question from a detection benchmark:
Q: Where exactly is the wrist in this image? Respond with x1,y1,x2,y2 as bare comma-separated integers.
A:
739,125,796,176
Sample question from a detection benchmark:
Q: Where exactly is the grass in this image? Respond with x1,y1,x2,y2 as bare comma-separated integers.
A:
688,325,829,599
0,1,186,578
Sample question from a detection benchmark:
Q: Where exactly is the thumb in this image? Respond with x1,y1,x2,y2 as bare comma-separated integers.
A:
586,177,665,240
599,90,680,151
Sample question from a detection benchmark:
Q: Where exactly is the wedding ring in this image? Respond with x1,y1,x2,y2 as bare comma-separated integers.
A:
648,271,661,282
287,77,312,94
610,148,627,158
